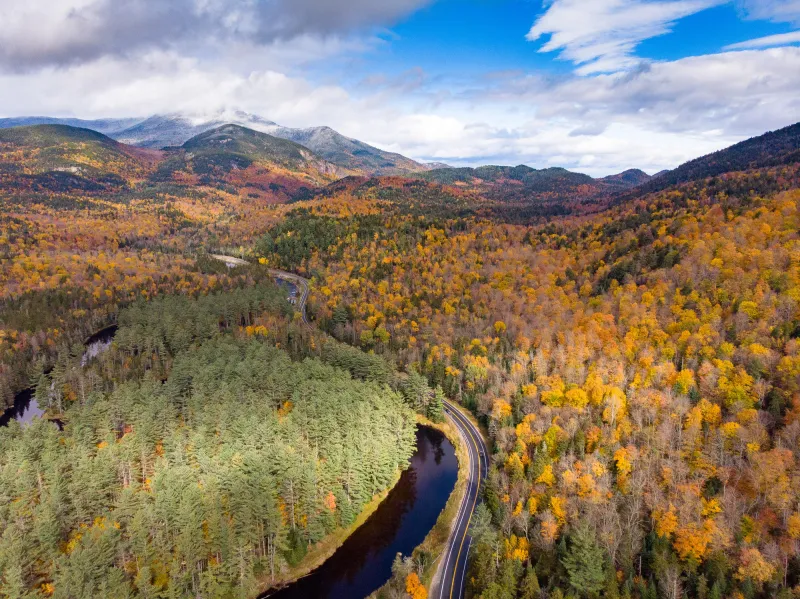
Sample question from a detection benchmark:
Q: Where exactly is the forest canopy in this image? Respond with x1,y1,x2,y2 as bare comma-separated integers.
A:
0,289,417,598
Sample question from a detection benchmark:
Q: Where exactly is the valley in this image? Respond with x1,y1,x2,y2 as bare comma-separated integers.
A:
0,115,800,599
5,1,800,597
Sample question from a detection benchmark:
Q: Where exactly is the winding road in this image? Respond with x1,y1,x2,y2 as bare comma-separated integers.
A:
211,255,310,324
434,400,489,599
213,253,488,599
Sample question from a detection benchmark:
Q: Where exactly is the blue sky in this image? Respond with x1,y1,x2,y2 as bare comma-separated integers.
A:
1,0,800,175
342,0,794,78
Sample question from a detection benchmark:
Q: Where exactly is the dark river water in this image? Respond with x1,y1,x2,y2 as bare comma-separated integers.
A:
1,321,459,599
0,387,43,427
1,325,118,427
263,426,458,599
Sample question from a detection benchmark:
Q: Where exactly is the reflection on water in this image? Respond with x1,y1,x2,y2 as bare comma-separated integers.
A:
1,324,118,428
82,325,118,366
265,426,458,599
0,388,44,427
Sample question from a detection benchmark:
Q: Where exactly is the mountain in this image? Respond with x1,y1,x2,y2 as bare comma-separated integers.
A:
115,112,281,149
600,168,652,190
634,121,800,195
0,111,435,176
180,124,345,176
0,124,159,193
0,116,141,137
257,124,433,176
150,124,348,200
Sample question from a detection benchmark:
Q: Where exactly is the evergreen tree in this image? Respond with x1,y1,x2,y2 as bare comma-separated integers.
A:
520,563,541,599
560,523,606,596
428,386,445,422
604,559,620,599
0,288,419,598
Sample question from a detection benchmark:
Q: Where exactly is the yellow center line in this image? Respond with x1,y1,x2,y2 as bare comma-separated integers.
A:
447,402,483,599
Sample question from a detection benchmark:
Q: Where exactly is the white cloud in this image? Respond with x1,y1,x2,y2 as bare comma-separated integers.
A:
0,0,431,70
724,30,800,49
527,0,723,74
738,0,800,24
2,44,799,177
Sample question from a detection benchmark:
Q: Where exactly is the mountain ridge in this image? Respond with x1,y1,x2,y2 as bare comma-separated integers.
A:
414,163,650,205
630,121,800,196
0,112,436,177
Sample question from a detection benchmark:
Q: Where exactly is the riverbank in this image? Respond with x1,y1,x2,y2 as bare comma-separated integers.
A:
417,414,470,590
367,412,471,599
258,423,459,599
256,469,402,596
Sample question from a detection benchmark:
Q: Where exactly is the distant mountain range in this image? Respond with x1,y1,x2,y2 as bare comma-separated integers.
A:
0,111,440,177
3,113,799,208
0,120,654,206
413,164,653,203
0,111,659,189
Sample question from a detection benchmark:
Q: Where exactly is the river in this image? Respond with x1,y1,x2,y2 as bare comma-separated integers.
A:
264,426,458,599
1,323,459,599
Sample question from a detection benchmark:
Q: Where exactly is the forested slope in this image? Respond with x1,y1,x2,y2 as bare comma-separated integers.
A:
254,174,800,599
633,121,800,196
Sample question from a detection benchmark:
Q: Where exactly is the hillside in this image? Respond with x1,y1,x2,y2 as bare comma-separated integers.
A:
634,121,800,195
254,165,800,599
416,164,647,206
0,125,159,193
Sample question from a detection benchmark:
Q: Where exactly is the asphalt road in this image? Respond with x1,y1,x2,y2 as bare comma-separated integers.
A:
210,255,310,324
212,253,488,599
434,399,489,599
267,269,310,325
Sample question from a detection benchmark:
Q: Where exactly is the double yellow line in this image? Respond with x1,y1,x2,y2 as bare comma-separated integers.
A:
444,401,484,599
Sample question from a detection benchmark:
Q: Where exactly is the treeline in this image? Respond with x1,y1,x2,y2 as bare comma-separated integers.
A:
0,288,418,598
